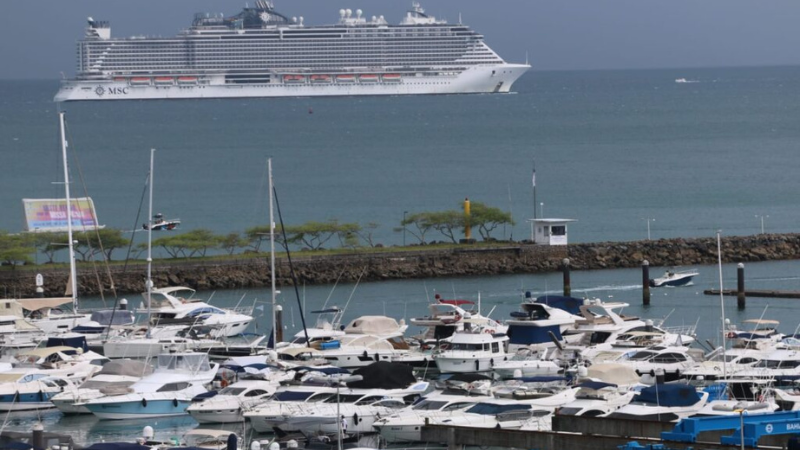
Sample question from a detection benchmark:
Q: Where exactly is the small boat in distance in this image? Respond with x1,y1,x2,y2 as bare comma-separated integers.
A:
649,269,699,287
143,213,180,231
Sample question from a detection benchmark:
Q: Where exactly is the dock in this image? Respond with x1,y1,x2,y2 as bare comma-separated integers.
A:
421,415,792,450
704,289,800,299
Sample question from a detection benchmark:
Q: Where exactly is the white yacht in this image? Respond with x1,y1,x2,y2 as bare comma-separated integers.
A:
81,352,218,419
434,332,509,373
0,375,79,411
140,287,253,337
187,377,283,424
605,383,709,422
51,359,152,414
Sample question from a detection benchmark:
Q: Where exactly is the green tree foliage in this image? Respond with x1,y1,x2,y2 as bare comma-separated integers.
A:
401,212,435,245
219,232,248,256
153,229,221,258
428,210,465,243
0,231,35,267
355,222,380,248
245,224,291,252
468,201,515,240
289,220,358,250
32,232,63,264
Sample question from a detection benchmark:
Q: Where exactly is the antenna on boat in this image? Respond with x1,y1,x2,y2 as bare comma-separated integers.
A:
716,230,727,380
145,149,155,339
58,112,78,314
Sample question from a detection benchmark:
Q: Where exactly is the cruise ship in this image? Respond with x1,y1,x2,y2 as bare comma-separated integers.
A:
54,2,529,102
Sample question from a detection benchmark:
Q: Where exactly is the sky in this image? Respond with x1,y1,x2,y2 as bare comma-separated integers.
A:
0,0,798,79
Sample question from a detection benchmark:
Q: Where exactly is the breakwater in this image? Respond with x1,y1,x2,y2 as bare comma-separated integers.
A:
1,234,799,298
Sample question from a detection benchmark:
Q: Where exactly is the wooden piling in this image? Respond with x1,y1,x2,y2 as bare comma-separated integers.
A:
275,305,284,343
562,258,571,297
737,263,745,309
642,260,650,306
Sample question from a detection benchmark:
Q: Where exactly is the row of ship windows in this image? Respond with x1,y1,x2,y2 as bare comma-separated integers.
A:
86,52,496,61
85,60,499,70
83,39,483,50
83,45,484,54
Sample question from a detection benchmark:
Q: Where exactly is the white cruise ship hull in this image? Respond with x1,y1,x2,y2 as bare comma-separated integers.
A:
55,65,529,102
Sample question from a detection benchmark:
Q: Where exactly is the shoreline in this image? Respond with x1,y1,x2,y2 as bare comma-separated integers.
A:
1,234,798,298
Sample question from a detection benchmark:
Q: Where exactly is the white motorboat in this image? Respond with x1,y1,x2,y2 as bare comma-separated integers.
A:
0,374,79,411
555,381,636,417
372,390,490,443
139,287,253,337
425,399,554,430
188,377,280,423
434,332,509,373
51,359,152,414
245,386,339,433
649,269,699,287
81,352,218,420
491,347,561,379
7,345,108,382
506,294,583,350
312,316,410,369
605,383,709,422
611,346,702,380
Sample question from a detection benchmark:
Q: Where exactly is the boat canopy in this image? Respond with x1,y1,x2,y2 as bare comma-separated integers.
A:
46,336,88,352
586,363,641,386
0,297,73,316
344,316,403,335
636,383,701,407
156,353,211,372
89,310,136,326
534,296,583,316
347,361,416,389
97,359,152,377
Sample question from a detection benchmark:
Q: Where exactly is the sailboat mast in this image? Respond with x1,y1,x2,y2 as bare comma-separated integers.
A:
146,149,155,338
716,231,727,380
269,158,277,347
59,112,78,313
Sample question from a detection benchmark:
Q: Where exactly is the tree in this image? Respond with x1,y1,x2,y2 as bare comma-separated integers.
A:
468,201,515,240
428,211,465,243
0,231,35,267
80,228,130,261
355,222,380,248
245,224,293,252
219,232,248,256
289,220,344,250
335,222,362,249
401,212,436,245
32,232,64,264
153,229,221,258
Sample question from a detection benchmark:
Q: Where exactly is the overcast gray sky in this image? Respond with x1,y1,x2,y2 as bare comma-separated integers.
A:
1,0,798,79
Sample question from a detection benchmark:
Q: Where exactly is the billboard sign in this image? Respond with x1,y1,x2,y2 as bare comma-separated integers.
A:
22,197,103,232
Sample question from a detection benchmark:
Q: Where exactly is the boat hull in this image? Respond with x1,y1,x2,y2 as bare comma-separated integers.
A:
85,399,192,420
54,65,529,102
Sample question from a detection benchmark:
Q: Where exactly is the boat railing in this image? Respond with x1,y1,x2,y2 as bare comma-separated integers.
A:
228,306,255,316
663,325,697,337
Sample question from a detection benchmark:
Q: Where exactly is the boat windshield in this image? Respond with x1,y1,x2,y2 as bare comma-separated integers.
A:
220,387,247,396
272,391,314,402
465,403,531,415
754,359,800,369
324,394,361,404
157,354,211,372
450,343,484,351
624,351,656,361
412,400,447,411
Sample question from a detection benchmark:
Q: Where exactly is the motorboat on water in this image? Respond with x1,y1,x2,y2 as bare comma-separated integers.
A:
433,332,509,373
5,344,108,383
506,294,584,350
491,347,561,379
142,213,181,231
51,359,152,414
267,362,429,437
81,352,218,419
188,372,286,423
310,316,410,369
372,388,491,443
649,269,699,287
604,383,709,422
138,287,253,337
0,374,79,411
555,381,637,417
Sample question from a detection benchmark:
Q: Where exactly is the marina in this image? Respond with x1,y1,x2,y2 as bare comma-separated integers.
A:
2,0,800,448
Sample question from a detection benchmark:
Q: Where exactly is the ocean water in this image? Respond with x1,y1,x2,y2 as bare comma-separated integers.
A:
3,66,800,442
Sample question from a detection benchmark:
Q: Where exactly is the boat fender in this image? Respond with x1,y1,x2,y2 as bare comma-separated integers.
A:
362,351,369,359
12,392,19,403
374,353,380,361
173,398,179,407
142,398,147,407
484,329,495,334
38,390,44,401
475,360,480,371
424,417,430,426
504,357,507,361
674,369,680,376
490,359,494,367
649,370,655,377
353,412,359,423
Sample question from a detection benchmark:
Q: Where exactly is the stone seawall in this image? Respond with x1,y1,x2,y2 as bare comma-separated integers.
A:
1,234,798,298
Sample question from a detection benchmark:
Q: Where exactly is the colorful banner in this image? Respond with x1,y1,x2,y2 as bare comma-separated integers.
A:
22,198,103,232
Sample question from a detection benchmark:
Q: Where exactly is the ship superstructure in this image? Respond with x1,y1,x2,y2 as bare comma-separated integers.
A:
55,2,529,101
